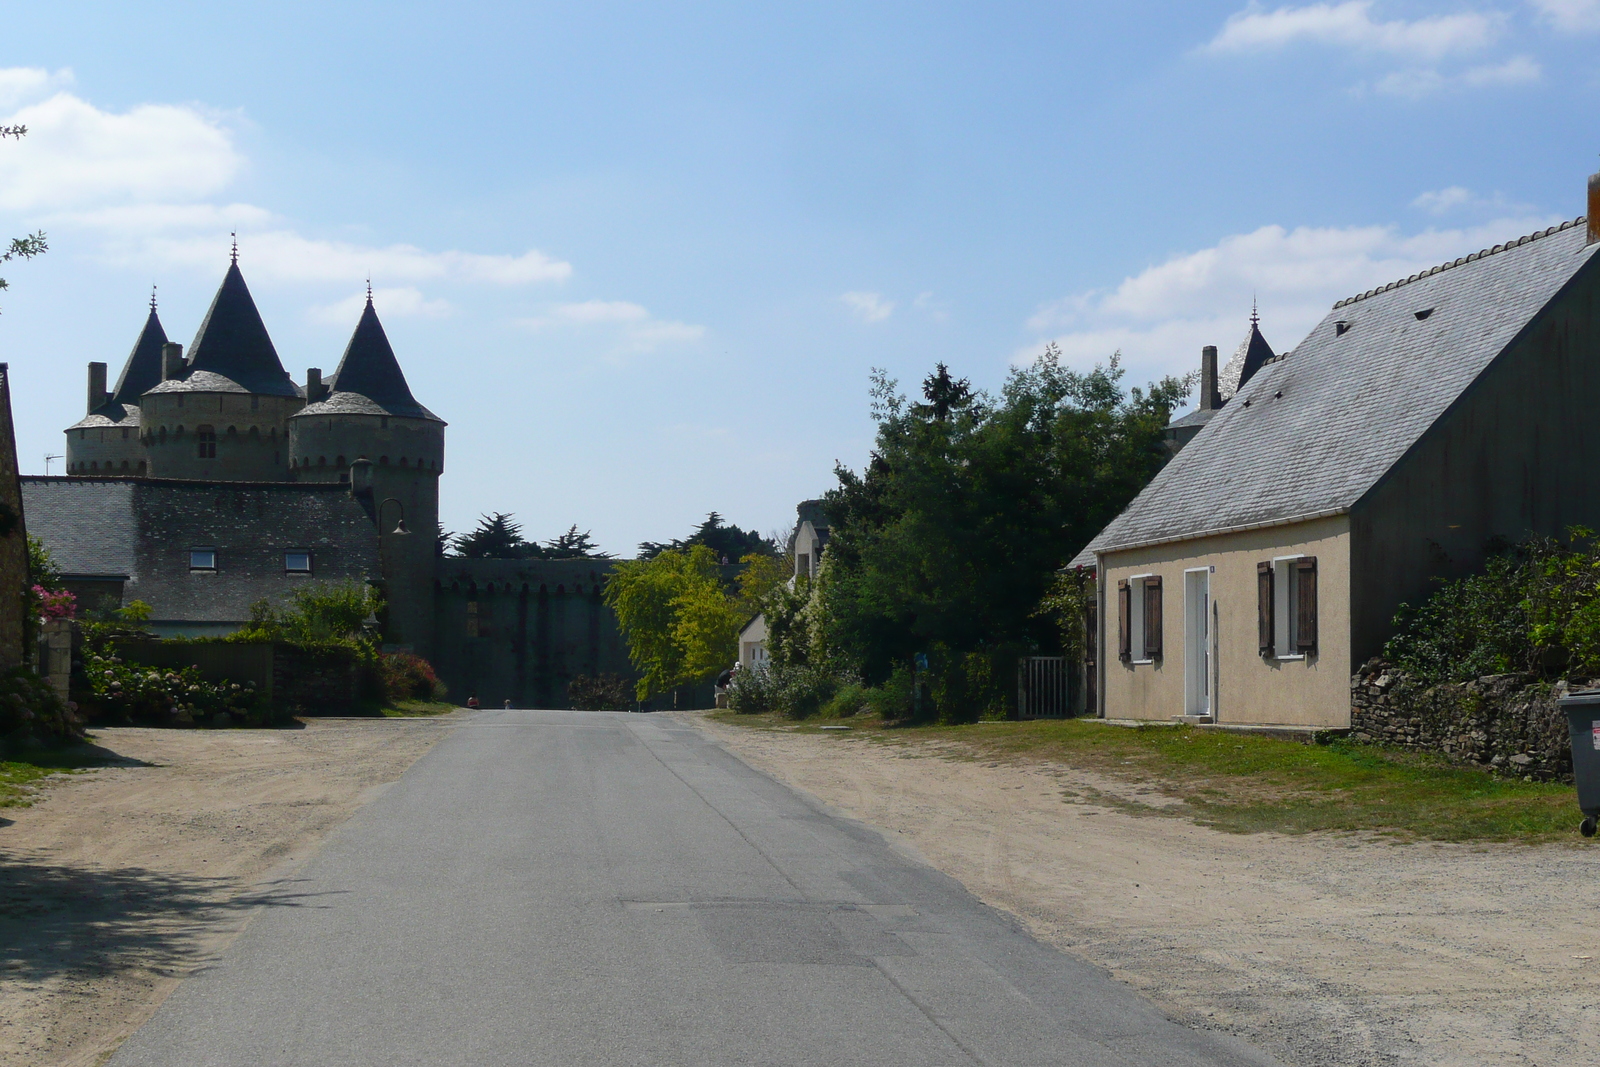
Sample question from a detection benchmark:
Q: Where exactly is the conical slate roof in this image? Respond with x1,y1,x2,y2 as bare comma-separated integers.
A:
147,261,300,397
298,296,441,422
112,304,168,404
1218,314,1275,402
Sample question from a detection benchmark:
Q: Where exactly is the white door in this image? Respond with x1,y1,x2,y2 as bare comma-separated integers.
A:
1184,569,1211,717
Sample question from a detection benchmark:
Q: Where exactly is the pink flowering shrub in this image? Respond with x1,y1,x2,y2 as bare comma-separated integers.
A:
33,585,76,620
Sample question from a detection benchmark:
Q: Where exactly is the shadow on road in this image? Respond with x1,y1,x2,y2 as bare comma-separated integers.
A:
0,857,341,983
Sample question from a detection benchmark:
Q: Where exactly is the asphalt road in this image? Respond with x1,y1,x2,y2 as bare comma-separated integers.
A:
109,710,1280,1067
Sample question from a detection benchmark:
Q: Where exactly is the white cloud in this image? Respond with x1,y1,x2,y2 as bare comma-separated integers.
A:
0,66,73,110
1375,54,1540,95
518,300,704,355
1205,2,1501,61
1024,213,1559,386
1412,186,1475,213
309,286,452,326
1529,0,1600,32
0,89,241,212
841,290,894,323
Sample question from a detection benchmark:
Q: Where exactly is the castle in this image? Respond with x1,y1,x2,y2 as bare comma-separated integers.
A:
25,252,633,705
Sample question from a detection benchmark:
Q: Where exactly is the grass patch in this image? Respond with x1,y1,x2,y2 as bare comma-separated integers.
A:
707,711,1584,843
0,744,107,808
380,700,461,718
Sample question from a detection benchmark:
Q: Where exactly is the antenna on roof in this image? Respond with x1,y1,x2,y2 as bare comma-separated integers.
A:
230,232,238,265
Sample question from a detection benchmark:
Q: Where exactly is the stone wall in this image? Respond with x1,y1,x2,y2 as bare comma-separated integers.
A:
1349,658,1575,781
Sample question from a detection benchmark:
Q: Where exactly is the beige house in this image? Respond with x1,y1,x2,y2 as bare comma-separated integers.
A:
1078,200,1600,729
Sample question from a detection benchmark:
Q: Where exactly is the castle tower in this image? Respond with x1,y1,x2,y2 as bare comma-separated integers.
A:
289,292,444,654
65,297,166,476
142,257,303,480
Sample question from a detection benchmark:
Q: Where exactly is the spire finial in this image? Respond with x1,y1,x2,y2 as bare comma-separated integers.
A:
1250,295,1259,329
366,276,373,306
150,284,157,313
230,232,238,265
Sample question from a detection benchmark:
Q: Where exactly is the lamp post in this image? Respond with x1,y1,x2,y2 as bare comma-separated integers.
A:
377,498,410,536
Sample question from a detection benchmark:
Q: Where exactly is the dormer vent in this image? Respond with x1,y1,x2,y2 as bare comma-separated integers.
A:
1414,308,1434,321
1335,321,1351,337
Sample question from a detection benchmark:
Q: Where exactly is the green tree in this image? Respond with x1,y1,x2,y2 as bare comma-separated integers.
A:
638,512,776,561
605,545,743,699
539,524,613,560
812,346,1188,716
450,513,528,558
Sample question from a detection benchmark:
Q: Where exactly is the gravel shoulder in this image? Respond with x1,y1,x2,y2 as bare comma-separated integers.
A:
0,717,455,1067
686,713,1600,1067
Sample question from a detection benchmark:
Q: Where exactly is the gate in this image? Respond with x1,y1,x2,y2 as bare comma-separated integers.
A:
1017,656,1072,719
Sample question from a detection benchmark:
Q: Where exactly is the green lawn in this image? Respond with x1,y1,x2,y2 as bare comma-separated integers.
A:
0,745,105,808
709,711,1585,843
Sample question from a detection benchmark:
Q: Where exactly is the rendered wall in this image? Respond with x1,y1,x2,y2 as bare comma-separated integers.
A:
1351,256,1600,663
66,419,147,475
141,392,301,481
1099,515,1351,728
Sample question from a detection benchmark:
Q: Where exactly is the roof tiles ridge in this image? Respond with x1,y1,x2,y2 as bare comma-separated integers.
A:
1332,217,1587,310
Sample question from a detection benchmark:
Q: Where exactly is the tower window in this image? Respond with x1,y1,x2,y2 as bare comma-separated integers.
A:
196,425,217,459
189,548,217,571
251,395,260,411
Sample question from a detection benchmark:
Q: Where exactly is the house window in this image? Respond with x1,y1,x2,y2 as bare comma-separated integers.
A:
1258,557,1317,657
189,548,217,571
284,551,312,574
196,425,217,459
1117,574,1163,663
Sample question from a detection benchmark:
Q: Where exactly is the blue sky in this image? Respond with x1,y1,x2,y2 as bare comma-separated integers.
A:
1,1,1597,554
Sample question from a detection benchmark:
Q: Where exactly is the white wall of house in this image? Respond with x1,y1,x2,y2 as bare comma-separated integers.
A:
1099,514,1351,728
738,614,769,669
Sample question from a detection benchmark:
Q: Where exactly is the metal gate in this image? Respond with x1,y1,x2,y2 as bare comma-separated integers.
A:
1017,656,1072,719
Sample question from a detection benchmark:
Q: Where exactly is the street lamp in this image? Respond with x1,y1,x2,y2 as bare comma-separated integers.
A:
378,498,411,536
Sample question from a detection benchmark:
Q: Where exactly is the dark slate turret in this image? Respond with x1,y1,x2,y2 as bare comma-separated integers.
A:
314,295,441,420
1219,308,1276,403
154,260,299,397
111,304,168,405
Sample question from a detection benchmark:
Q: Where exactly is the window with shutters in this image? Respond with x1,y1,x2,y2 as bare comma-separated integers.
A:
1118,574,1162,664
1262,556,1317,659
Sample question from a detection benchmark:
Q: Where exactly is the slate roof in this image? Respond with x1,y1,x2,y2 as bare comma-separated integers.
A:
1218,318,1275,402
114,305,168,404
1083,218,1599,557
21,478,136,577
295,297,442,422
66,305,171,430
146,262,301,398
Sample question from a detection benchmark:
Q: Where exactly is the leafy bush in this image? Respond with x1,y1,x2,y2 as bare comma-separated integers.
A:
229,583,382,651
378,652,446,703
81,650,268,727
0,666,81,744
567,673,633,711
1386,529,1600,683
726,664,776,713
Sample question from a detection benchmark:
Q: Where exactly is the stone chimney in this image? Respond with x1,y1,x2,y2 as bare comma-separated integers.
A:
161,342,185,381
306,368,329,404
1589,165,1599,244
1200,345,1220,411
86,362,108,414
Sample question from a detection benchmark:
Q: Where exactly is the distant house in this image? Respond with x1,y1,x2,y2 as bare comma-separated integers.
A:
737,499,829,667
1075,186,1600,729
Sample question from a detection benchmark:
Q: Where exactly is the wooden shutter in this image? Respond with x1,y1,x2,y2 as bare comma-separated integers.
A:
1143,576,1163,660
1257,562,1274,657
1117,580,1131,662
1296,557,1318,653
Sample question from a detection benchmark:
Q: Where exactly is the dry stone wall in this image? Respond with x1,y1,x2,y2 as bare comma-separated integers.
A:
1350,658,1576,782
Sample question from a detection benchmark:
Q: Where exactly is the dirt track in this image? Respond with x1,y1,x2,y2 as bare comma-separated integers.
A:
687,713,1600,1067
0,718,453,1067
